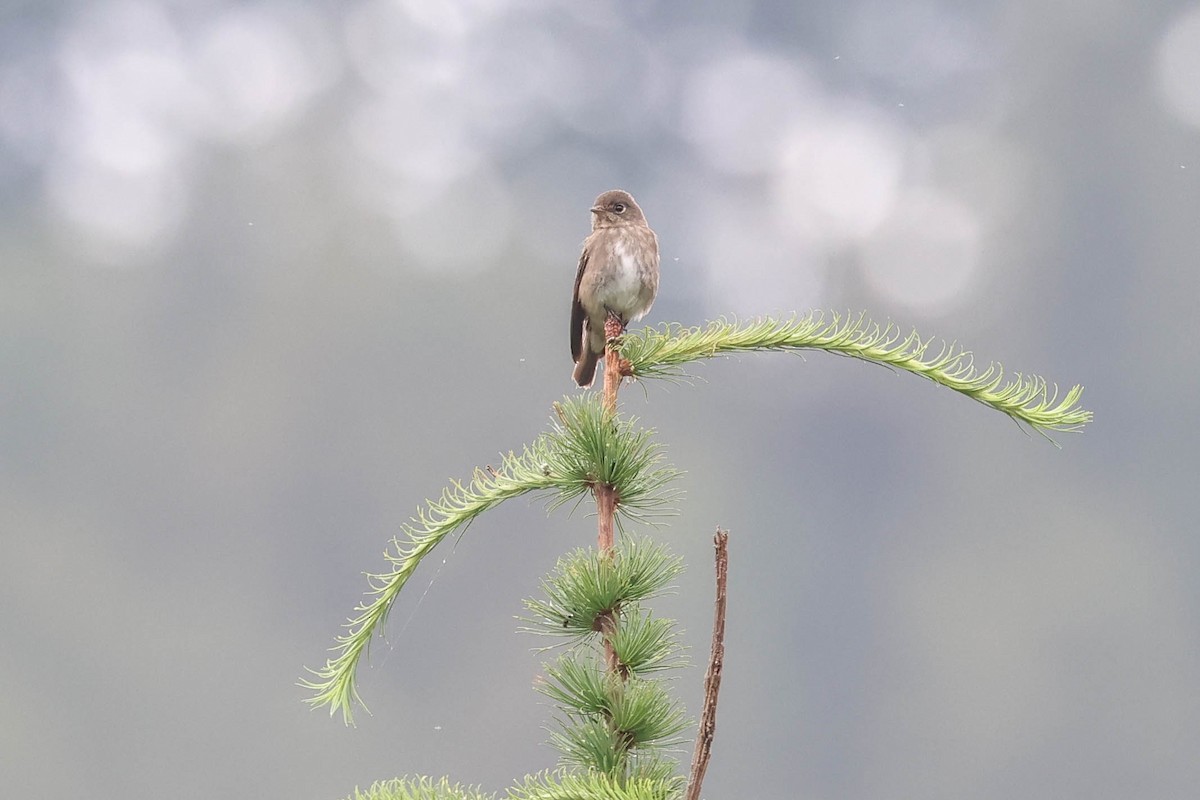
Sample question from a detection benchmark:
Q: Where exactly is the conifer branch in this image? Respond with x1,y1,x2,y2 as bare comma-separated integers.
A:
521,540,683,644
309,269,1093,799
526,539,688,778
345,776,492,800
509,770,683,800
619,312,1093,436
301,398,680,723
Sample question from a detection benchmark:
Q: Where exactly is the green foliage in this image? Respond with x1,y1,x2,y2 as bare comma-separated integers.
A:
538,655,689,754
620,312,1093,436
540,656,614,715
604,675,690,747
548,398,683,525
301,397,680,723
531,541,690,779
507,770,684,800
354,770,685,800
306,309,1094,800
610,613,684,674
345,776,492,800
548,717,634,774
521,539,683,643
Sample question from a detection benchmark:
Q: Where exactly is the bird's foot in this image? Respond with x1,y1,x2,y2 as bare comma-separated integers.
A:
603,310,625,344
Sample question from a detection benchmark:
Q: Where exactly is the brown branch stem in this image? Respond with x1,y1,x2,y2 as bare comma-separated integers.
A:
594,483,620,674
601,312,623,418
686,527,730,800
594,481,616,554
596,313,626,673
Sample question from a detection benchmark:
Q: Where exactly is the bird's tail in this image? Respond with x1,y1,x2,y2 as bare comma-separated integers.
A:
573,347,600,388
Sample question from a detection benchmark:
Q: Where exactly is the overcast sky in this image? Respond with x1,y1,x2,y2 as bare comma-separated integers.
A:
3,1,1200,798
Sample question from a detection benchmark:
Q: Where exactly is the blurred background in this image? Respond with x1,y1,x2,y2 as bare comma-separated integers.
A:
3,1,1199,798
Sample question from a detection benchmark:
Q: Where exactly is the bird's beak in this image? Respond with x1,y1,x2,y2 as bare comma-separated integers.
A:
590,205,604,214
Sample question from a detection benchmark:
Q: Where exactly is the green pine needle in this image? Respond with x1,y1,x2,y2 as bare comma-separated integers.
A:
548,719,632,775
610,613,684,675
304,312,1092,726
521,539,683,642
345,776,492,800
620,312,1093,436
605,678,690,747
547,397,683,524
537,653,688,745
510,769,683,800
301,399,681,723
538,655,612,716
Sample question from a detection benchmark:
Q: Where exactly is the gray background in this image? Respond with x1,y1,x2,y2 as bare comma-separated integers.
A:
3,1,1199,798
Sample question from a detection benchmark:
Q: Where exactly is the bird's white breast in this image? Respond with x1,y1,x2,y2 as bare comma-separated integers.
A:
603,238,650,317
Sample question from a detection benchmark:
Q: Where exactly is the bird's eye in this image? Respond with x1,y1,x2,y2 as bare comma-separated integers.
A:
613,202,627,213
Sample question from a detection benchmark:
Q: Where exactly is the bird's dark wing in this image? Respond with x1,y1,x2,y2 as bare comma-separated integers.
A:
570,247,588,361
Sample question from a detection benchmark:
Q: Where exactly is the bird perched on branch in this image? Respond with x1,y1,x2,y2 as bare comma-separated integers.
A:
570,189,660,387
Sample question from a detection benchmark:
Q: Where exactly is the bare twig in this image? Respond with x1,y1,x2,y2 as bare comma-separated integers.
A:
686,527,730,800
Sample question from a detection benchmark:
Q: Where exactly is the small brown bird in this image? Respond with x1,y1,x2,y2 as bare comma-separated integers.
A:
570,190,660,387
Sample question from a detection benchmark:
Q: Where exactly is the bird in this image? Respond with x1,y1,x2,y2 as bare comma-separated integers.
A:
570,190,660,388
